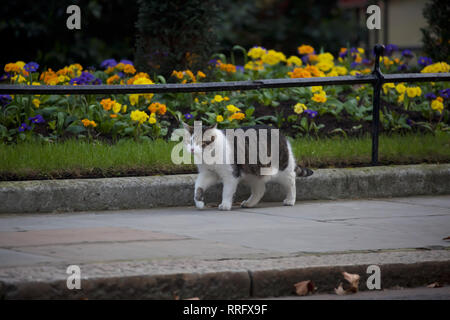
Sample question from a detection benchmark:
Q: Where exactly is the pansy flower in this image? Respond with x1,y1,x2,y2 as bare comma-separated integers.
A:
24,62,39,73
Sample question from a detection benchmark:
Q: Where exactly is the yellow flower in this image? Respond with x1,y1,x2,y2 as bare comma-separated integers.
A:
226,104,241,113
286,56,302,67
216,115,224,122
228,112,245,121
395,83,406,94
431,99,444,113
316,61,334,72
130,110,149,124
248,47,267,59
129,94,139,106
421,62,450,73
317,52,334,62
311,91,327,103
406,87,422,99
32,99,40,108
333,66,348,76
244,60,264,71
122,105,127,113
398,93,405,103
261,50,286,65
294,103,307,114
112,102,122,114
298,45,314,55
382,83,395,94
11,74,26,83
310,86,322,93
213,95,224,103
197,71,206,78
149,113,157,124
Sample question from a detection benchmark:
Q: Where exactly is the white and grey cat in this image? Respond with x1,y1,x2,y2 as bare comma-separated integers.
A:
183,122,313,211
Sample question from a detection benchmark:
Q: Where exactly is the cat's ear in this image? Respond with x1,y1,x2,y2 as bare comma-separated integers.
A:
209,123,218,130
182,121,193,133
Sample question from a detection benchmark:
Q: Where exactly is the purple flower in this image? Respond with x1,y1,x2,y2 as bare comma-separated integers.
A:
402,49,414,58
70,71,96,85
208,59,218,66
92,78,102,85
304,109,318,119
28,114,45,124
362,58,372,66
384,44,398,57
24,62,39,73
417,56,432,67
184,113,193,120
439,88,450,100
0,73,11,81
236,65,244,72
397,64,408,71
301,55,310,65
350,62,360,69
120,59,133,66
117,72,125,78
100,59,117,69
18,123,32,132
406,119,414,126
350,47,359,55
339,50,347,58
0,94,12,106
425,93,437,100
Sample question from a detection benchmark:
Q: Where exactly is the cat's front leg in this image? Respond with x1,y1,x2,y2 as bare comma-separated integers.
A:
194,171,216,209
219,177,239,211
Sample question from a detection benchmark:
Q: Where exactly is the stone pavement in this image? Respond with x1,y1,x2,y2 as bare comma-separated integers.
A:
0,195,449,299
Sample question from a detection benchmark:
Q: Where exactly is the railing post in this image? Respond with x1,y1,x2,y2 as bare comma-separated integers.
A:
371,44,385,165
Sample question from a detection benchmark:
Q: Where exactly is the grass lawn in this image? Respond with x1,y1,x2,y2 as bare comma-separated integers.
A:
1,133,449,180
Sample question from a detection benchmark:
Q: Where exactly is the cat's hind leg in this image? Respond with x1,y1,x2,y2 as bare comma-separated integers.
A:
195,171,217,209
241,177,265,208
279,170,296,206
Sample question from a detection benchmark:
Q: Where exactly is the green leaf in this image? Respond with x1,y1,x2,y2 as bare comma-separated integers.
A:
65,125,86,135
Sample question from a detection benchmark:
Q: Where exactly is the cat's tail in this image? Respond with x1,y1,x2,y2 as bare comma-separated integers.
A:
295,165,314,177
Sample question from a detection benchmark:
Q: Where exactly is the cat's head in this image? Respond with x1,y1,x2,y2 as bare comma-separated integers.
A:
182,122,218,155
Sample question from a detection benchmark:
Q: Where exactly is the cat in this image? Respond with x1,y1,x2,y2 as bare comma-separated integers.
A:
182,122,313,211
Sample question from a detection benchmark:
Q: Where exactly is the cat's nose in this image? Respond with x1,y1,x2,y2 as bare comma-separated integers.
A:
191,147,194,153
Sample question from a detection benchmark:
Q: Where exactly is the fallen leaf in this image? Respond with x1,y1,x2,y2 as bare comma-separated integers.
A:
342,271,360,293
184,297,200,300
334,282,346,295
427,282,442,288
443,236,450,241
294,280,315,296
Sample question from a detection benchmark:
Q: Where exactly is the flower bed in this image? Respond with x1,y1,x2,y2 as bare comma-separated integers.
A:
0,44,449,143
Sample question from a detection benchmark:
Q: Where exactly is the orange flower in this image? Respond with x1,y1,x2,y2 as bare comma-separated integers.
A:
288,68,312,79
100,98,114,111
298,45,314,55
148,102,167,115
124,64,136,74
107,74,120,84
82,119,97,127
110,114,118,118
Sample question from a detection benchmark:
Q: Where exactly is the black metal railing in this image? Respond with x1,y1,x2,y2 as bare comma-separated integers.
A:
0,44,449,165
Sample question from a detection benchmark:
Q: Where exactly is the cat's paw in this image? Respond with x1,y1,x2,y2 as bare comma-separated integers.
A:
240,200,254,208
218,202,232,211
195,200,205,209
283,199,295,206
